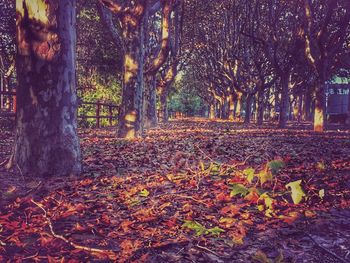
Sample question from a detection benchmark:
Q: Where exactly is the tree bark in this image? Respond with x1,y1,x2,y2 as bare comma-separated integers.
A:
209,103,215,119
314,82,326,132
158,83,169,123
10,0,81,176
244,93,253,124
117,11,145,138
278,73,289,128
235,92,243,120
257,88,264,125
143,75,157,129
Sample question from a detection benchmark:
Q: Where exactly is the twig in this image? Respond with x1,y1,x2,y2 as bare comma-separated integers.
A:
0,159,8,167
22,252,39,260
196,244,220,257
16,164,24,181
306,233,348,263
31,200,118,259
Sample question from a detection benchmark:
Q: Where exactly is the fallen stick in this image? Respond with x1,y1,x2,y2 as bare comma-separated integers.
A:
31,200,117,260
306,233,348,263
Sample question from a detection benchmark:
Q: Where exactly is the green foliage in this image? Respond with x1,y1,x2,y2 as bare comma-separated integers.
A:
182,221,224,237
243,168,255,183
139,189,150,197
230,184,249,197
267,160,285,175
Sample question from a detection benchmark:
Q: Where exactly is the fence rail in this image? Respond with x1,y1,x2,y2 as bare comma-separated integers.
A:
0,91,118,128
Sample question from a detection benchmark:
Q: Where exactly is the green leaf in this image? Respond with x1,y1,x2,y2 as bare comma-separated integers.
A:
182,220,206,236
243,168,255,183
267,160,285,175
258,170,273,186
207,226,225,237
285,180,306,204
230,184,249,197
319,189,325,199
139,189,150,197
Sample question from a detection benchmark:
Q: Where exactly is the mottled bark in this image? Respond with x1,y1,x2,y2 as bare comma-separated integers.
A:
143,75,157,129
159,85,169,123
117,10,145,138
9,0,81,176
209,103,215,119
314,83,326,132
228,94,235,120
235,92,243,120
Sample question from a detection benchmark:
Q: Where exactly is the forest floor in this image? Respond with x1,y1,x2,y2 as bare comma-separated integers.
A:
0,118,350,262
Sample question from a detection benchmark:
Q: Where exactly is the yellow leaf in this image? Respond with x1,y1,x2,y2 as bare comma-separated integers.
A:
258,170,272,186
319,189,325,199
285,180,306,204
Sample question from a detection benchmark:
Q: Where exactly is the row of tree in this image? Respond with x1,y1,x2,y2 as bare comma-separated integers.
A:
1,0,349,176
182,0,350,131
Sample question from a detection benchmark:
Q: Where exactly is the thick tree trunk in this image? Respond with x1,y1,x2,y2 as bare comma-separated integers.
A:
10,0,81,176
159,84,169,123
257,88,264,126
278,74,289,128
144,76,157,129
117,13,145,138
244,94,252,124
314,83,326,132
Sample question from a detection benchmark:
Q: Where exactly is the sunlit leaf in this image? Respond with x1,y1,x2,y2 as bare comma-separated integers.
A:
230,183,249,197
182,220,206,236
285,180,306,204
319,189,325,199
139,189,150,197
258,170,273,186
243,167,255,183
207,226,225,237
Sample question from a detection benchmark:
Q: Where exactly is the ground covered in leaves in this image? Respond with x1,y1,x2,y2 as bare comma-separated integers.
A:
1,119,350,262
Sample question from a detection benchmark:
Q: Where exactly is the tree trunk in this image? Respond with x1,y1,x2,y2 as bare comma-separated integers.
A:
244,94,252,124
297,94,303,123
144,76,157,129
117,13,145,138
303,90,312,121
257,88,264,125
235,92,243,120
278,74,289,128
209,103,215,119
9,0,81,176
159,84,169,123
314,83,326,132
228,94,235,120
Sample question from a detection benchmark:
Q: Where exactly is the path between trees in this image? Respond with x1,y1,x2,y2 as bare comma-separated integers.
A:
1,118,350,262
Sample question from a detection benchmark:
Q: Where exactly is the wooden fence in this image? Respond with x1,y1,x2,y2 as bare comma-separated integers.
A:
0,91,118,128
